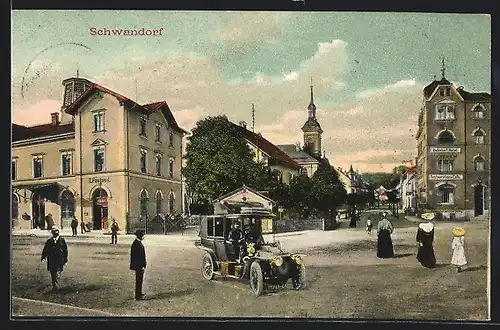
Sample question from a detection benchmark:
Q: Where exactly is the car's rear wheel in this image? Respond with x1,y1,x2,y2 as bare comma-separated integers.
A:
292,263,306,290
201,252,215,280
249,261,264,296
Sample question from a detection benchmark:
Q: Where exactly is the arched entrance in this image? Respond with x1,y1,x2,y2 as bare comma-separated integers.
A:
92,188,108,230
474,184,484,216
32,193,45,229
60,190,75,219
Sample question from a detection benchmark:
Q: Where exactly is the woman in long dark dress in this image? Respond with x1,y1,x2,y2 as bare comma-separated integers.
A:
416,222,436,268
377,212,394,258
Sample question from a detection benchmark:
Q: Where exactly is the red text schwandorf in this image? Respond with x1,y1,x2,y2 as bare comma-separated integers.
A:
89,27,164,36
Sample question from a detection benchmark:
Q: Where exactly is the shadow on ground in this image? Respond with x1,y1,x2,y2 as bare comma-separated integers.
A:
146,288,195,300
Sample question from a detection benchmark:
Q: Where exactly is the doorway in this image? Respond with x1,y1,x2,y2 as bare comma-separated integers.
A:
32,193,45,229
474,184,484,217
92,188,108,230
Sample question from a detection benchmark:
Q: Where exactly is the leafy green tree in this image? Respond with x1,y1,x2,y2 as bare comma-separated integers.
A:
310,160,347,228
182,115,265,214
287,173,314,219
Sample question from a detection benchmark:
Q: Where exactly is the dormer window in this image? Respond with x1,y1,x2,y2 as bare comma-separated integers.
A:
435,104,455,120
439,86,451,97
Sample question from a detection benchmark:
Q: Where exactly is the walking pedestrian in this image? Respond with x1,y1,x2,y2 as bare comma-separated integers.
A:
130,229,146,300
376,212,394,258
71,217,78,236
80,219,86,234
366,216,373,234
416,222,436,268
110,218,119,244
451,227,467,272
41,226,68,291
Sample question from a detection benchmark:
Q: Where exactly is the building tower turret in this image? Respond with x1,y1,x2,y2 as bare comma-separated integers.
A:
301,77,323,159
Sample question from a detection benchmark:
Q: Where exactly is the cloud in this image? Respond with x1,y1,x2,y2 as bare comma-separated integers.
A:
211,12,289,46
12,39,422,173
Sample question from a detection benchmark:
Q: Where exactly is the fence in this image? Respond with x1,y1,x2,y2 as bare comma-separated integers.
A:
274,218,325,233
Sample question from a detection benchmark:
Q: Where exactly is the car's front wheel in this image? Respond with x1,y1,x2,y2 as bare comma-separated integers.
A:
249,261,264,296
201,252,215,280
292,263,306,290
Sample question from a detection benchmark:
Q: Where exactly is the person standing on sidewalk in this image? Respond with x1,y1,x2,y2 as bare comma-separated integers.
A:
110,218,119,244
41,226,68,291
71,217,78,236
130,230,147,300
451,227,467,272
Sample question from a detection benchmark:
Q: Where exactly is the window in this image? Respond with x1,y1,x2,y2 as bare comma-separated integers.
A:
474,156,485,171
168,131,174,147
438,184,454,204
439,86,451,97
214,217,224,237
61,152,72,176
93,112,105,132
12,159,16,180
168,157,174,178
437,130,454,144
93,146,105,172
155,191,163,215
32,155,43,178
155,124,162,142
140,190,148,218
169,191,175,214
140,149,147,173
12,194,19,219
438,158,453,172
435,104,455,120
139,117,147,136
155,154,162,176
60,190,75,219
473,105,485,119
474,129,485,144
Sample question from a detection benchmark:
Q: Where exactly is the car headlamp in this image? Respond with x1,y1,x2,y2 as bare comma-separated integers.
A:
271,256,283,267
292,255,303,265
247,243,256,255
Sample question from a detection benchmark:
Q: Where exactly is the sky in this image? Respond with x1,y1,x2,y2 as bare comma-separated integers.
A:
11,11,491,173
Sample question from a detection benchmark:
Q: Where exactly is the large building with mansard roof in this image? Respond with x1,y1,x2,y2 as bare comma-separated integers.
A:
415,66,490,218
11,76,188,233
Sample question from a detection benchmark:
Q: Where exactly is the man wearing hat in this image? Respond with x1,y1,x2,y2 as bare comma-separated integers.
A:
130,229,147,300
41,226,68,291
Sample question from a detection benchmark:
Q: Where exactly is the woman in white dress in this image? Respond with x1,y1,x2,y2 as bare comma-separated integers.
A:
451,227,467,272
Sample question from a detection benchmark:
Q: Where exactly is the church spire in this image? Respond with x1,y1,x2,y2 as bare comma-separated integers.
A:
307,76,316,118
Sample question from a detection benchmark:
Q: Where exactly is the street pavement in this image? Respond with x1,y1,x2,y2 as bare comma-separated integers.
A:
11,214,489,320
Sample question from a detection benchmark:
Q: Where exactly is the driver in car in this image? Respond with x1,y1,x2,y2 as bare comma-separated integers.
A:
228,221,245,262
245,223,265,248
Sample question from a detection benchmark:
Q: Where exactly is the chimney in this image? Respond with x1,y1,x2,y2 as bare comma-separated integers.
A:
51,112,59,126
239,121,247,129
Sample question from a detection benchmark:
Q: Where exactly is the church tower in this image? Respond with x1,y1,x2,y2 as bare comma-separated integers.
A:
301,78,323,159
59,72,93,124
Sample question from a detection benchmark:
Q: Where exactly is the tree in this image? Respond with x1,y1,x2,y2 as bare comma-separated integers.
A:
287,173,313,219
310,160,347,228
182,115,266,214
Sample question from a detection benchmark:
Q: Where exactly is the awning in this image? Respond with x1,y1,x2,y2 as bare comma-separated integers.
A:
13,182,63,203
13,182,60,190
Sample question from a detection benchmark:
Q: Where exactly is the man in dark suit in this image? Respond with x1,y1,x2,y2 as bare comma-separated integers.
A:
41,226,68,291
130,229,146,300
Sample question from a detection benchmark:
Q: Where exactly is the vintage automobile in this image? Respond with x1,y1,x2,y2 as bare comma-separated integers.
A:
195,206,306,296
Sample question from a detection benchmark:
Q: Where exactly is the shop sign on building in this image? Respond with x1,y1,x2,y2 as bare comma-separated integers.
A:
429,147,461,153
89,177,111,184
429,174,464,181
